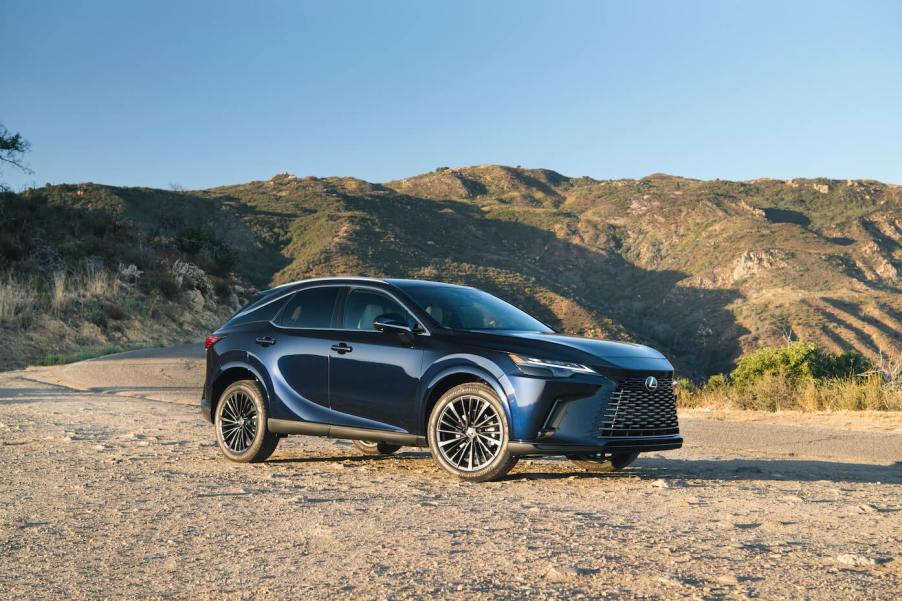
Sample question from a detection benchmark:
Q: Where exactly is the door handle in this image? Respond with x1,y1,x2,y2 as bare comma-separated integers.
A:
255,336,276,347
331,342,353,354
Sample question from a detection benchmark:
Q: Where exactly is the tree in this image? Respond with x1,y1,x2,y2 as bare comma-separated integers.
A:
0,123,32,190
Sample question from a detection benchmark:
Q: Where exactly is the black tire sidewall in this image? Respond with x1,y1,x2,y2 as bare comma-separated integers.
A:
428,383,515,482
569,451,639,472
215,380,273,463
352,440,402,455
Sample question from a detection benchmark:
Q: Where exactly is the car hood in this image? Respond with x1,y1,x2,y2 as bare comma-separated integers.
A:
449,330,673,373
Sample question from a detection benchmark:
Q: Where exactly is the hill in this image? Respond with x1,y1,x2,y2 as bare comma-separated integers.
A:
1,166,899,376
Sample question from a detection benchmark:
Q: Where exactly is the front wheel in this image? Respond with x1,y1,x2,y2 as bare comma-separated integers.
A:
569,451,639,473
214,380,279,463
428,383,518,482
352,440,403,456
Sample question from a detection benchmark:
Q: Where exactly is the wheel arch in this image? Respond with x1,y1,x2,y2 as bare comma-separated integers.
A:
210,363,269,419
420,365,512,436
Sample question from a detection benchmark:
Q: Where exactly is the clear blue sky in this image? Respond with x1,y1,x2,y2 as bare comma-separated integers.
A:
3,0,901,189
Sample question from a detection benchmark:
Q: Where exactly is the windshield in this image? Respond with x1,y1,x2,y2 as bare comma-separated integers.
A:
397,284,552,332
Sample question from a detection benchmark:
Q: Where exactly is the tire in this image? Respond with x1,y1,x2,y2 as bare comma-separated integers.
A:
352,439,403,456
214,380,279,463
427,383,518,482
569,451,639,473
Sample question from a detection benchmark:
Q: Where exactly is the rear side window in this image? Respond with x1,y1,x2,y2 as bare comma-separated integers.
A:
343,288,414,330
274,287,340,328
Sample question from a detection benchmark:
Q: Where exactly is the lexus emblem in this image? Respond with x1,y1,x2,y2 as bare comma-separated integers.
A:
644,376,658,391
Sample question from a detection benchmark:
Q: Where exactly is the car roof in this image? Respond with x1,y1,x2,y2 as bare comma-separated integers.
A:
269,276,469,291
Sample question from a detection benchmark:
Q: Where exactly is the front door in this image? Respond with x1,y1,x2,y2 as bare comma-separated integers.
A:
328,287,424,433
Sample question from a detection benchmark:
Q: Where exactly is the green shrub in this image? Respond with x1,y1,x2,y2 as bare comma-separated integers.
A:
139,268,181,300
704,373,728,391
729,341,871,388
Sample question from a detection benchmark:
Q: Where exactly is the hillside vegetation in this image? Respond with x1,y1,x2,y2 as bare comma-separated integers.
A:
1,165,900,377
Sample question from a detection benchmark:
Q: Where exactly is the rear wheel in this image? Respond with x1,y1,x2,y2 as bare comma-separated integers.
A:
214,380,279,463
569,451,639,473
428,383,518,482
352,439,403,455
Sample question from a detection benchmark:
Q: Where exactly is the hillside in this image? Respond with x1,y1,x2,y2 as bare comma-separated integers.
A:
1,166,899,376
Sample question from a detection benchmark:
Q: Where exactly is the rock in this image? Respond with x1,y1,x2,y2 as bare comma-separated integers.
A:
94,444,107,451
544,565,596,581
652,479,670,488
813,183,829,194
715,575,740,586
836,554,878,567
184,289,205,312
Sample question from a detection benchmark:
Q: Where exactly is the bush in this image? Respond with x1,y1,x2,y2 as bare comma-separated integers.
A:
677,342,895,412
139,268,182,300
729,341,871,389
704,373,728,391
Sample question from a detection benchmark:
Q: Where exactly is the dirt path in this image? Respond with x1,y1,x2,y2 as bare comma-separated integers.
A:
1,349,900,599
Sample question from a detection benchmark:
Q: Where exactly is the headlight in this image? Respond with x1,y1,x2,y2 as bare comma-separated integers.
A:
509,354,597,377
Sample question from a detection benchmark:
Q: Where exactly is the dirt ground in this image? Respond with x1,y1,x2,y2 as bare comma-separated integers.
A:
0,367,899,601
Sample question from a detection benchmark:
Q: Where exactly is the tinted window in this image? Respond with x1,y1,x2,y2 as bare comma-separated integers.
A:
343,288,413,330
275,287,340,328
229,294,290,326
395,284,551,332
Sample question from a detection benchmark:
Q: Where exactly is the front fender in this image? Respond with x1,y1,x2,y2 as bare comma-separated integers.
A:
418,354,519,436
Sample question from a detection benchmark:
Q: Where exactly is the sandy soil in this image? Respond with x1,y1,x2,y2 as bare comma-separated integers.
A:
1,370,900,600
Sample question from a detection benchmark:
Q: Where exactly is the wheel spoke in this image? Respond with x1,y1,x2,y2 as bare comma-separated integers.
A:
219,390,258,453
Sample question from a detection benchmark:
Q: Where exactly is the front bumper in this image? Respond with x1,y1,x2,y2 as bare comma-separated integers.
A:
504,369,681,455
508,434,683,456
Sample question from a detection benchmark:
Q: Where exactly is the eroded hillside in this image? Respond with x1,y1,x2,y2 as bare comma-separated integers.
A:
1,166,899,375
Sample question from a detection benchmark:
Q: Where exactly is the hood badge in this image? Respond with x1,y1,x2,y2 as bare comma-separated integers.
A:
644,376,658,391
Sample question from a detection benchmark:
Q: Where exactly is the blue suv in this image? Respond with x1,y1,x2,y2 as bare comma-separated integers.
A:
201,278,682,481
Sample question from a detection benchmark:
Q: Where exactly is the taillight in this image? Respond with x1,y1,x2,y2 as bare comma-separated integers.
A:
204,335,222,350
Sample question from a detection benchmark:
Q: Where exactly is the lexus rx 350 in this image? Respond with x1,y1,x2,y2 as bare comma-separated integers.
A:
201,278,682,482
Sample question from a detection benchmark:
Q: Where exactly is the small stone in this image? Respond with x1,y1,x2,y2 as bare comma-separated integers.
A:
544,565,596,581
715,575,739,586
94,444,107,451
837,554,878,567
652,479,670,488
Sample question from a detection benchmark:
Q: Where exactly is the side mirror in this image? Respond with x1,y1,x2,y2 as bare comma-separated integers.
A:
372,313,413,335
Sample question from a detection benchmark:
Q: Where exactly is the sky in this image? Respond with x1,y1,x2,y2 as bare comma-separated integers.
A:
2,0,902,189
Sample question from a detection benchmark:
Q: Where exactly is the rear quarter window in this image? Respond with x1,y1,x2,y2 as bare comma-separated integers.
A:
228,293,291,326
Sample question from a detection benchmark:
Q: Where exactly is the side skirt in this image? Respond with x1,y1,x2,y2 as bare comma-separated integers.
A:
268,418,428,447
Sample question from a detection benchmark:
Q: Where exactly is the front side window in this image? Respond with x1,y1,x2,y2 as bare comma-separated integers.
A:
343,288,414,331
395,284,551,332
274,287,340,328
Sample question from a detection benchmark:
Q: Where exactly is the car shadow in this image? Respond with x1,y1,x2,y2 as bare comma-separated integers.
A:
267,451,901,485
510,457,902,485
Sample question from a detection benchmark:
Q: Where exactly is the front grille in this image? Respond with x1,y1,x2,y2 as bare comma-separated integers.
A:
595,376,679,437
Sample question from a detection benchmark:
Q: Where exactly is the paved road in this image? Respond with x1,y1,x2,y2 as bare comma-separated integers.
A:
20,344,902,466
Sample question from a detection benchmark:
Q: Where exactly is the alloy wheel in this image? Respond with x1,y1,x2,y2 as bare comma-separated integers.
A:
435,394,503,471
219,390,258,453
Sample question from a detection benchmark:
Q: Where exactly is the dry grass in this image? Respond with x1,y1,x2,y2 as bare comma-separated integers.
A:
2,266,121,322
49,265,120,314
0,273,36,324
678,372,902,412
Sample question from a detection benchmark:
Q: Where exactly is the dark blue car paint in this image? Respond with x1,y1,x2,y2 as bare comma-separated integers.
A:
202,277,683,455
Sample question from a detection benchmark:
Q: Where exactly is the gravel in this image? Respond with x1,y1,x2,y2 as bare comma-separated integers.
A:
0,376,900,599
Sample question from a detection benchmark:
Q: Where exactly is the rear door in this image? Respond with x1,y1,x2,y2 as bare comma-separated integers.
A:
261,285,341,423
327,286,425,433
